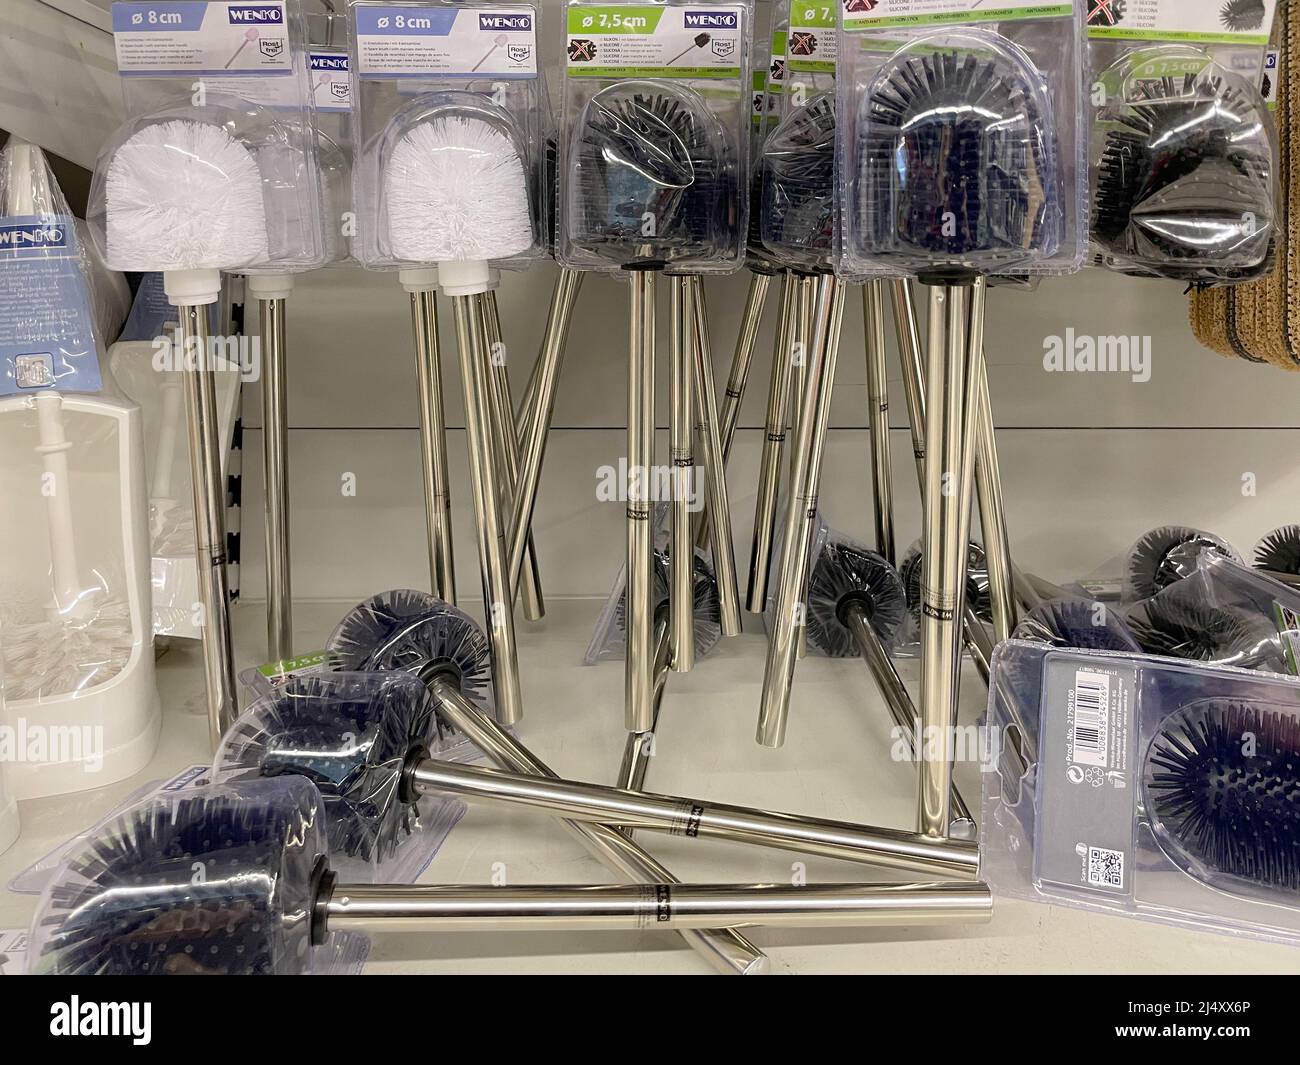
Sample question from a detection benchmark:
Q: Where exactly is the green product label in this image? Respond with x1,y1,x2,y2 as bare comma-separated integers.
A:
567,6,664,33
566,3,744,78
258,649,329,678
843,3,1073,31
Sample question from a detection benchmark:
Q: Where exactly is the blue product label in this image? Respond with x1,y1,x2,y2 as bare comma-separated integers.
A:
0,215,102,395
353,6,459,36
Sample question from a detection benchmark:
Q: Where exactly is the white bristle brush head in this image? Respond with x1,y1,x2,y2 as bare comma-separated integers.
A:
105,120,269,284
384,115,532,291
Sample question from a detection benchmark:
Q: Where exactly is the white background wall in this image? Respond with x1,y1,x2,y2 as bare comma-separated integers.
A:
8,0,1300,604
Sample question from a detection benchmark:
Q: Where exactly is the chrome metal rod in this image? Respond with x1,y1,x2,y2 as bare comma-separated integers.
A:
689,277,742,637
789,274,815,483
626,269,657,733
863,281,895,566
483,290,544,620
410,289,456,604
323,880,993,934
617,610,673,794
757,276,847,748
969,284,1015,643
409,758,980,878
719,270,772,454
669,275,696,672
508,268,583,595
428,675,768,975
258,294,292,660
180,304,238,749
451,295,524,725
745,273,797,612
917,284,977,838
842,607,975,830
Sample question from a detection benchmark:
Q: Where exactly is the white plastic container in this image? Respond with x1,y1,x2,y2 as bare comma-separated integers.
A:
0,391,160,798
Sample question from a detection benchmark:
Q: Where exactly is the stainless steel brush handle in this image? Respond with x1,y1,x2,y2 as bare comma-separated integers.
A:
323,880,993,934
757,275,847,748
257,293,293,661
428,674,769,975
410,289,457,604
626,268,658,733
746,273,798,612
452,295,525,725
408,757,980,877
508,269,583,596
669,275,696,671
483,290,545,620
863,280,896,566
689,277,742,637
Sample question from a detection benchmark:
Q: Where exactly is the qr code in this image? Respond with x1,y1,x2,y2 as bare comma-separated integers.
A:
1087,846,1124,888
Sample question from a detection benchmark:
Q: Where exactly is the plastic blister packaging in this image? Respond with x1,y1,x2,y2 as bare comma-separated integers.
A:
1013,596,1142,653
89,0,328,290
214,672,466,884
802,533,908,659
29,777,368,975
306,9,356,264
349,1,550,283
836,3,1088,281
983,640,1300,946
1176,548,1300,673
558,0,754,274
0,634,16,857
1120,523,1241,603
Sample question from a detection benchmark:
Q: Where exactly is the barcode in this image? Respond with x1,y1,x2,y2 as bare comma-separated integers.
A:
1087,846,1124,888
1071,671,1110,768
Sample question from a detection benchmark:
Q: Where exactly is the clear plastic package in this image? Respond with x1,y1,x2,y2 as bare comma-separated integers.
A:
349,1,550,284
1121,524,1240,603
557,0,754,274
306,8,356,264
983,639,1300,946
1087,2,1280,282
1013,596,1142,653
28,777,370,974
836,1,1088,281
213,671,466,884
803,532,908,658
0,633,16,857
1181,548,1300,673
89,0,329,299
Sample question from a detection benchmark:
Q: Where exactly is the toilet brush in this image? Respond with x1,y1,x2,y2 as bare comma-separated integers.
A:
218,669,982,876
32,777,993,975
384,97,535,725
326,588,767,975
100,115,270,745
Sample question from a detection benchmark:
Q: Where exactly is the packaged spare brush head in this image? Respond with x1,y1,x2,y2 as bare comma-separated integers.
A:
558,0,754,274
349,1,550,283
835,2,1088,282
983,639,1300,944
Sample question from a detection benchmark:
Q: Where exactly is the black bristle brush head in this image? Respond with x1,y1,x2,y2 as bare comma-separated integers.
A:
855,41,1062,275
327,590,495,729
569,81,728,267
35,778,327,975
899,541,993,624
1013,597,1143,652
1220,0,1267,32
215,673,441,865
760,93,836,270
1125,525,1239,601
615,548,723,658
1125,581,1276,664
805,540,907,658
1144,700,1300,894
1092,69,1274,282
1254,526,1300,577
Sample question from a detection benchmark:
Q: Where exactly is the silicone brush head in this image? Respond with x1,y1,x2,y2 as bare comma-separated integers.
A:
806,541,908,658
327,590,495,725
1013,597,1143,652
35,778,326,975
1125,582,1278,665
899,541,993,624
1254,526,1300,576
1220,0,1268,32
215,673,441,864
760,94,836,270
384,109,533,264
1144,700,1300,893
615,548,723,658
569,82,726,266
103,119,269,272
1125,525,1240,601
856,42,1061,276
1093,72,1274,281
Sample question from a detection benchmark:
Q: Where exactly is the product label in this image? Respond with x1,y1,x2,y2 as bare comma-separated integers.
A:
354,5,538,78
841,0,1072,31
1033,655,1138,898
256,649,331,683
0,930,28,975
565,5,745,78
1086,0,1276,45
1262,46,1280,108
0,215,101,395
112,1,294,75
310,49,353,110
787,2,836,74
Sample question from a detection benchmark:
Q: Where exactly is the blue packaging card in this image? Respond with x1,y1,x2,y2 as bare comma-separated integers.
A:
119,272,219,342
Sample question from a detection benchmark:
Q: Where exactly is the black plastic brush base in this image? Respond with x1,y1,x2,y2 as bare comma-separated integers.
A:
399,743,434,806
310,858,337,946
622,260,667,272
916,270,978,288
